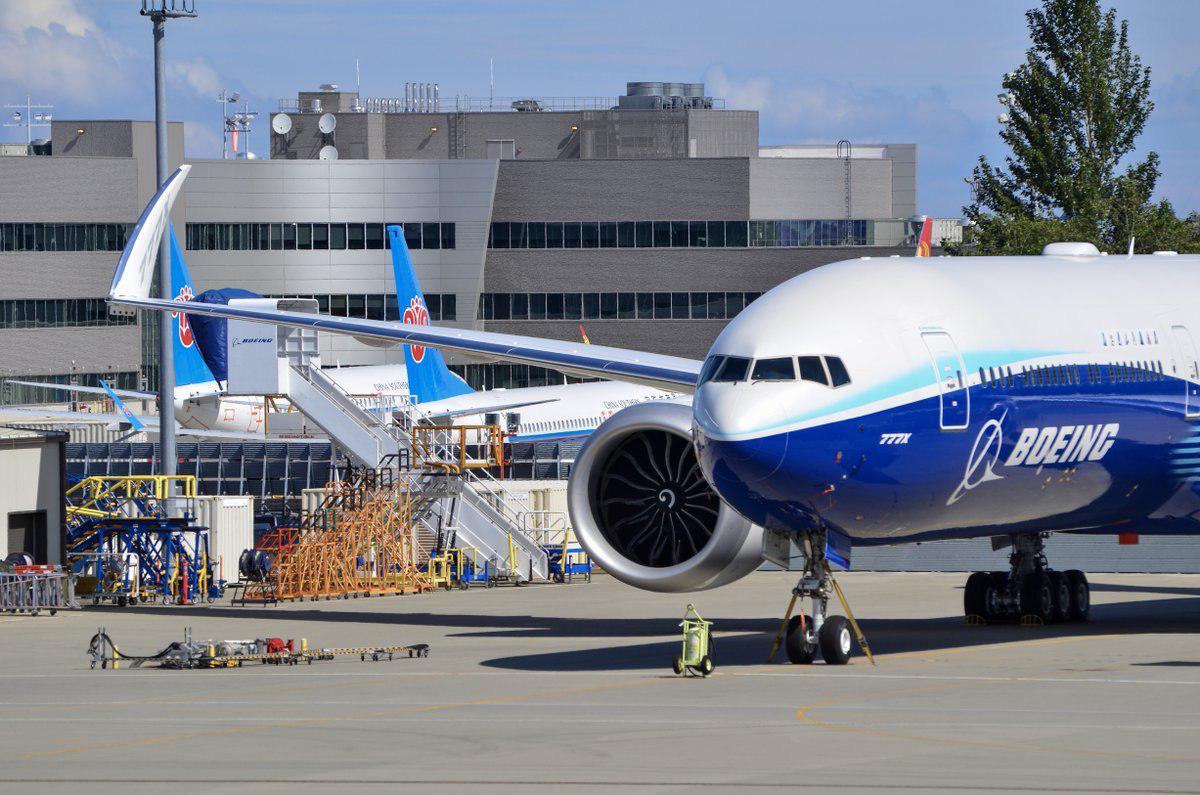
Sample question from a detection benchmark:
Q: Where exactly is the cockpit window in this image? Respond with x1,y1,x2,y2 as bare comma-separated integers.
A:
797,356,828,385
826,356,851,387
713,356,751,382
698,355,725,385
752,357,795,382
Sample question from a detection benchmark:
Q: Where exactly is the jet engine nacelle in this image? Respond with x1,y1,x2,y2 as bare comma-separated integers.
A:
567,400,766,592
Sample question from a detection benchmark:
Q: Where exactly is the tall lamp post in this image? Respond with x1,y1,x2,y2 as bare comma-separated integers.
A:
140,0,196,481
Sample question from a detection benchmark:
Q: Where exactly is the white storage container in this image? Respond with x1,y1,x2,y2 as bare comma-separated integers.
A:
193,496,255,583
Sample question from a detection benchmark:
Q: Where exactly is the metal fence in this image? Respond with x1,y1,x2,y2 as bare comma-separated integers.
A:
66,442,335,499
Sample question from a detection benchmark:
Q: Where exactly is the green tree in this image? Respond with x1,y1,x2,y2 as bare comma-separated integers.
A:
961,0,1198,254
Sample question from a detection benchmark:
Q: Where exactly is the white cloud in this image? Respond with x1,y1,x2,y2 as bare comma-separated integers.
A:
168,58,223,98
182,119,222,159
705,66,770,112
0,0,95,37
0,0,128,104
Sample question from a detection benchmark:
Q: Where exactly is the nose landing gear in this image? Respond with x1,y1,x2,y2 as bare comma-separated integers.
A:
963,533,1090,625
769,529,871,666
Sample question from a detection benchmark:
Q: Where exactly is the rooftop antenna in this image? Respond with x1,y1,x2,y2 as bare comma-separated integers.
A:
4,96,53,146
489,58,494,108
355,57,361,103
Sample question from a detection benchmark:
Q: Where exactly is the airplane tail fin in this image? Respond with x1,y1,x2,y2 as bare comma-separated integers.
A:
386,225,473,403
167,224,219,390
914,215,933,257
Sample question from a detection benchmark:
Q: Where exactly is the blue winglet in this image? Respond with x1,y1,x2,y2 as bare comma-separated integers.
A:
100,379,146,432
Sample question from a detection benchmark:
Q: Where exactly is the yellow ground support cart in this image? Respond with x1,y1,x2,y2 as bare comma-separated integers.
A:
672,603,714,677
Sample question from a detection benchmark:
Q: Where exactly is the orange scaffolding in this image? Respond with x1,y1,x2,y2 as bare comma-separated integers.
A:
238,425,504,604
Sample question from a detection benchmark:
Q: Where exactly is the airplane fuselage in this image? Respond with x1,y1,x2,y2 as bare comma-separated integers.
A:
419,380,672,442
693,252,1200,545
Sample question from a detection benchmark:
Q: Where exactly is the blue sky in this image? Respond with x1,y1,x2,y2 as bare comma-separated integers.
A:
1,0,1195,217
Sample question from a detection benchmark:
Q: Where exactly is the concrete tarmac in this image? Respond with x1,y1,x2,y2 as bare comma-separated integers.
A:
1,571,1198,793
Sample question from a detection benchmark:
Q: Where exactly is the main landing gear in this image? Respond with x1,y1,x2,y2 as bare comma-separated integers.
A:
779,529,855,665
963,533,1090,625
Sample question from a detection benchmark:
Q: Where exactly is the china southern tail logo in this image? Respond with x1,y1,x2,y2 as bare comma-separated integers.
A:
171,285,195,347
402,296,430,363
948,415,1119,505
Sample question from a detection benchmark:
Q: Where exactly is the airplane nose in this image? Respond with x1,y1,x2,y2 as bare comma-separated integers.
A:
693,386,789,486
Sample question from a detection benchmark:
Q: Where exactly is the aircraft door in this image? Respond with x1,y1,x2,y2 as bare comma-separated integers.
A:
921,329,969,430
1170,325,1200,418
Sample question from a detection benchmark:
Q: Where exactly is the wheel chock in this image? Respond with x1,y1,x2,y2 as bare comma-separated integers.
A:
1019,614,1045,627
965,614,987,626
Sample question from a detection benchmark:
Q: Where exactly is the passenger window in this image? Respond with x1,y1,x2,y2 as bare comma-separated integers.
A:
699,355,725,385
713,356,751,383
752,357,796,382
825,356,851,387
797,356,828,385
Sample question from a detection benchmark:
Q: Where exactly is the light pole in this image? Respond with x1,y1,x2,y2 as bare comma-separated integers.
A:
140,0,196,481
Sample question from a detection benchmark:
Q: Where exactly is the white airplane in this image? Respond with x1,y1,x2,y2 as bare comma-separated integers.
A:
124,167,1186,670
377,223,672,439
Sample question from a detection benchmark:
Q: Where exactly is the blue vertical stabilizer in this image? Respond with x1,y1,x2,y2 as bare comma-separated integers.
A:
387,225,473,403
168,225,219,389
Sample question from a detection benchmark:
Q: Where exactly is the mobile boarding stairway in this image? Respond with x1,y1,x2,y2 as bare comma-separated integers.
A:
221,298,548,582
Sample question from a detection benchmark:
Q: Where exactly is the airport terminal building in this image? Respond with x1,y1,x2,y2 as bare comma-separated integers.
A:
0,82,923,396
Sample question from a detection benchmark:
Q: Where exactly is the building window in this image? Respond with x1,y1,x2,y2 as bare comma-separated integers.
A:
475,292,762,322
185,222,457,251
266,292,457,322
0,298,137,330
481,219,875,249
0,223,133,252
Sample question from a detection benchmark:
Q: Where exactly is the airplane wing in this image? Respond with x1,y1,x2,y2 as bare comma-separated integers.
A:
0,407,296,442
420,397,559,421
4,380,157,401
108,166,702,394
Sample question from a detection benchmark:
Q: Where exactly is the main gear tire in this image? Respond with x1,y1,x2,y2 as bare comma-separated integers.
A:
785,614,817,665
818,615,853,665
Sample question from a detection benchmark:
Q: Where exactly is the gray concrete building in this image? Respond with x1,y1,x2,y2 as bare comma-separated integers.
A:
0,121,184,402
1,81,923,396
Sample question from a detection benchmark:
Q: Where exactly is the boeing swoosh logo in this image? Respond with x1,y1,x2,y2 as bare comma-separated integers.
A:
947,410,1007,506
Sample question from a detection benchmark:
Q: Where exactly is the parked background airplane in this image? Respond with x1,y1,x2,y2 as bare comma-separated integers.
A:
383,225,672,442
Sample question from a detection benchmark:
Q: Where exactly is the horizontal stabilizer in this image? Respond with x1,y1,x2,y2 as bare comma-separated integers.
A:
421,397,559,421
